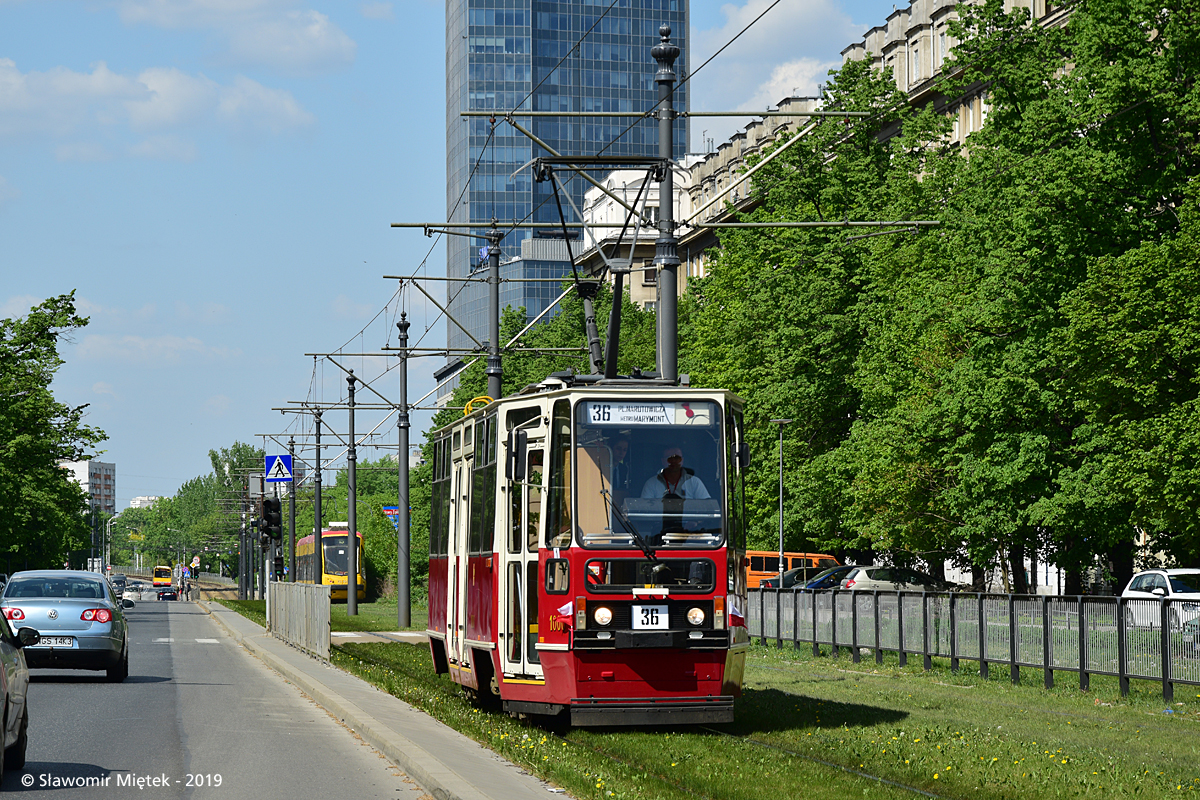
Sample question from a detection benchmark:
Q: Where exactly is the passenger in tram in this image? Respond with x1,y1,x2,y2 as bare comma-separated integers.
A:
610,436,632,496
640,446,710,500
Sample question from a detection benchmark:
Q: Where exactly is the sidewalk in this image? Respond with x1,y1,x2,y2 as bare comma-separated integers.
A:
198,601,562,800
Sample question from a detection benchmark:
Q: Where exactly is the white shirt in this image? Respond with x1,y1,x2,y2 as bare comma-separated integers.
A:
640,470,711,499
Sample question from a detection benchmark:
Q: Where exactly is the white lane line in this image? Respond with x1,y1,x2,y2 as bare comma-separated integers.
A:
195,638,220,644
330,632,364,637
153,638,174,643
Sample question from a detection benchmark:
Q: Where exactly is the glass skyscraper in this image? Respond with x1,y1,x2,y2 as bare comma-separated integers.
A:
445,0,688,355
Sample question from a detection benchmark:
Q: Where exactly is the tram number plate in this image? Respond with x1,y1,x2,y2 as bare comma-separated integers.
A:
632,605,668,630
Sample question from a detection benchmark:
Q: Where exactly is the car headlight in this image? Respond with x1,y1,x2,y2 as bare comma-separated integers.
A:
593,606,613,626
687,607,705,626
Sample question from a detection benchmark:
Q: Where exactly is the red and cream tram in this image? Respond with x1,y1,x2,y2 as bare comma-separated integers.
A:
427,376,751,725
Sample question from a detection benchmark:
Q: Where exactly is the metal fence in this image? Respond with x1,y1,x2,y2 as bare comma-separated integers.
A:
747,588,1200,701
267,581,331,660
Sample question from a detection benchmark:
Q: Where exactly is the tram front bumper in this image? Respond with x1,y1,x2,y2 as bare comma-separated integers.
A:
569,696,735,726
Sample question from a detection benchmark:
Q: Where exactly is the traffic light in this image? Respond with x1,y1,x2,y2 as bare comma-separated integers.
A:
262,497,283,540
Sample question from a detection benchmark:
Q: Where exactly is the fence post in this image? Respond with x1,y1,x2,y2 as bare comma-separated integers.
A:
950,593,959,672
1115,596,1127,695
1009,593,1019,685
874,591,883,665
1079,596,1092,692
923,592,932,671
1161,598,1173,703
979,593,988,680
851,591,860,663
1042,595,1053,690
898,593,907,668
759,588,767,647
832,591,840,658
776,589,783,649
793,589,802,651
813,590,820,657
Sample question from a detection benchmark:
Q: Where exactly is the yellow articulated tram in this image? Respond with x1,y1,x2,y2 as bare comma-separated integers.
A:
296,524,366,601
152,565,173,587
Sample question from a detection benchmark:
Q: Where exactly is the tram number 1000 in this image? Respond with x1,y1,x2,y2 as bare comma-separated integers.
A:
632,605,668,630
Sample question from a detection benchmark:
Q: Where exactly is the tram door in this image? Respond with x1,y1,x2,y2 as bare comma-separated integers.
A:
501,443,544,678
447,459,469,666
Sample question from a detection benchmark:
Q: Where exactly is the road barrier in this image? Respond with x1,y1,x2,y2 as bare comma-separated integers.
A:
747,588,1200,701
268,581,330,660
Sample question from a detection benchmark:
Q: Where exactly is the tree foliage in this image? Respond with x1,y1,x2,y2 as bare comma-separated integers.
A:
682,0,1200,586
0,293,106,570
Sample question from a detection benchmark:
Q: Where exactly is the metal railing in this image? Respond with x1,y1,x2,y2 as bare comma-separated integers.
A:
747,589,1200,701
267,581,331,660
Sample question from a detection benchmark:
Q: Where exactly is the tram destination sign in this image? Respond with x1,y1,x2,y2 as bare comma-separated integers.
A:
585,402,712,426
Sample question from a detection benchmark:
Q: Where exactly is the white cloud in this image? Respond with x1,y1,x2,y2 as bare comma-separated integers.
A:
360,2,393,20
0,59,314,155
128,135,199,161
689,0,860,143
76,333,236,365
0,295,44,319
93,382,118,397
118,1,356,75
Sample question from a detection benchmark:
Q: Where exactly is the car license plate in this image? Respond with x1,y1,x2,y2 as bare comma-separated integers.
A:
40,636,74,647
632,605,668,630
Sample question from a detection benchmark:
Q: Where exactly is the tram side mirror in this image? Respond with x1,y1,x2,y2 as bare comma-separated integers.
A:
507,429,528,481
737,442,751,470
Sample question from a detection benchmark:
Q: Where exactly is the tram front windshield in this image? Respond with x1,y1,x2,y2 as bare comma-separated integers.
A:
322,536,353,575
573,400,724,549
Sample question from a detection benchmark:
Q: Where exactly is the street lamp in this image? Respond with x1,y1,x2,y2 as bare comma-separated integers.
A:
770,419,793,586
105,511,123,573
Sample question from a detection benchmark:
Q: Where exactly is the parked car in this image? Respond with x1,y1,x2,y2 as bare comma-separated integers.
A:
0,612,39,772
0,570,131,682
761,564,858,590
157,588,178,601
839,565,958,593
109,573,127,596
1120,569,1200,629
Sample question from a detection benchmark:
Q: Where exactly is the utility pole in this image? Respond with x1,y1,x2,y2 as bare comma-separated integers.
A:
652,24,681,382
288,436,296,582
347,371,359,616
313,410,324,582
396,314,411,628
771,419,793,587
486,230,503,400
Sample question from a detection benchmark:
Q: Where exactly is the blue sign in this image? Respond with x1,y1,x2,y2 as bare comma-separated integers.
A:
265,454,293,483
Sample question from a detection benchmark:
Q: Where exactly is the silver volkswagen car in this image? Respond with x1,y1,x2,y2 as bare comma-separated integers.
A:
1,570,131,682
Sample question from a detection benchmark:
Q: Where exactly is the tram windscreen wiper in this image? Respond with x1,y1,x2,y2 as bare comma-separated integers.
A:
601,489,657,562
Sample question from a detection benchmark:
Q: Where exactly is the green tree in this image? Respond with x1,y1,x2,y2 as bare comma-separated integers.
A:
0,293,106,570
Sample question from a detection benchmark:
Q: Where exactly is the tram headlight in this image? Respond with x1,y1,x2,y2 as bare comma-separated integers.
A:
687,607,706,626
593,606,613,626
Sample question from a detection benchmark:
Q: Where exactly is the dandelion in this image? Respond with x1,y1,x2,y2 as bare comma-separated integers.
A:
934,774,939,780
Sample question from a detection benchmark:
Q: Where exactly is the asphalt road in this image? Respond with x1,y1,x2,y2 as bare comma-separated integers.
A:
1,599,425,799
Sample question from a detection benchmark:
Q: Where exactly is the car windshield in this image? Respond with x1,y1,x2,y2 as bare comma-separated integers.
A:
571,400,725,549
5,576,106,599
1169,574,1200,593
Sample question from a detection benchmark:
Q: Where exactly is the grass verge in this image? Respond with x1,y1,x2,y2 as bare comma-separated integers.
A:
328,600,428,632
216,598,266,627
215,598,1200,798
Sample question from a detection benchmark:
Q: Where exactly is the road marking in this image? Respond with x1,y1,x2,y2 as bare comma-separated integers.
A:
153,638,174,643
195,638,220,644
331,632,364,637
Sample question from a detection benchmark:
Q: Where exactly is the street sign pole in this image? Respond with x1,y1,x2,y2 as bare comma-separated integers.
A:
347,371,359,616
288,437,297,582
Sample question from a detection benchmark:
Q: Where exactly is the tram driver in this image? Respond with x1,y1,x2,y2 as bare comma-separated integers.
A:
640,446,710,500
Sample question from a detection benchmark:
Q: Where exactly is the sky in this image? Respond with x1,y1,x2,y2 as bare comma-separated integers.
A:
2,0,892,509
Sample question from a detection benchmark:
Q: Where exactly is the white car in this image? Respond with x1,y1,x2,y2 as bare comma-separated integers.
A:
1121,569,1200,629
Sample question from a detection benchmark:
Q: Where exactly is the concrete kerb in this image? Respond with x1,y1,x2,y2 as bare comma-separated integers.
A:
196,600,545,800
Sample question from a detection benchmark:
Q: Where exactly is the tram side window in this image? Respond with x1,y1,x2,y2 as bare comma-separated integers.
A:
726,405,747,550
545,559,569,593
546,399,572,548
431,436,452,557
470,416,497,555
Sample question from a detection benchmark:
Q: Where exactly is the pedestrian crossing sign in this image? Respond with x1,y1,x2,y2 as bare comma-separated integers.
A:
265,455,293,482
